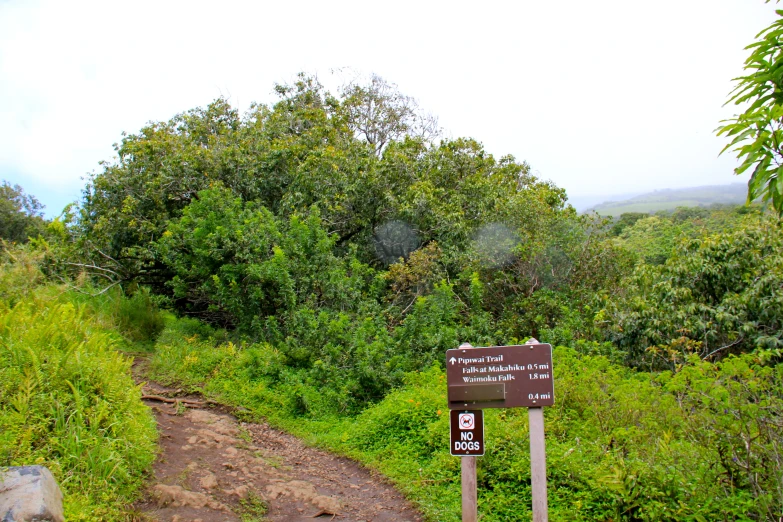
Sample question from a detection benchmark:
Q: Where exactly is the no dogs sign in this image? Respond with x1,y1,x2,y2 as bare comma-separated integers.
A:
450,409,484,456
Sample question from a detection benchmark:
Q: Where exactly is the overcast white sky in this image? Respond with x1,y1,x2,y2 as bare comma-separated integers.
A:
0,0,777,216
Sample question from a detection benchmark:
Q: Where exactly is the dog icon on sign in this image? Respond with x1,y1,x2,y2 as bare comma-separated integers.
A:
458,413,475,430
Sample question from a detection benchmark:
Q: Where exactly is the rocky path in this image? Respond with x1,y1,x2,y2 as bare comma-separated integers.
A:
133,378,423,521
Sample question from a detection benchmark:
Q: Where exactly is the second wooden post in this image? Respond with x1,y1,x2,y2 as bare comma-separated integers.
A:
461,455,477,522
529,406,548,521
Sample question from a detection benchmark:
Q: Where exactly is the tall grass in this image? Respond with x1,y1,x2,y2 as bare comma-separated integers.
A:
64,285,165,346
0,247,158,520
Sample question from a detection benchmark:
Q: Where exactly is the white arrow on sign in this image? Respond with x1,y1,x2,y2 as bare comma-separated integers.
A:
449,357,457,365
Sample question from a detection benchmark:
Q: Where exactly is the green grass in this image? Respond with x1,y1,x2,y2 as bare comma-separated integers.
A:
0,248,160,520
238,491,268,521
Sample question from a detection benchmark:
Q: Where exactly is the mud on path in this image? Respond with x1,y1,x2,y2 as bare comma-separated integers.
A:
133,373,423,522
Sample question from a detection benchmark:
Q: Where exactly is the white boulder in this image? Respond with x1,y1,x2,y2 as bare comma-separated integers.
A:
0,466,64,522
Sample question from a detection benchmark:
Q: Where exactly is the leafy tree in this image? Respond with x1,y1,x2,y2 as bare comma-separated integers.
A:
603,216,783,367
670,205,709,223
0,181,45,243
156,186,381,333
612,205,769,266
718,4,783,214
78,75,376,284
156,186,288,327
77,73,575,290
609,212,648,236
78,98,244,285
613,215,684,265
485,213,634,344
340,73,440,155
74,72,637,371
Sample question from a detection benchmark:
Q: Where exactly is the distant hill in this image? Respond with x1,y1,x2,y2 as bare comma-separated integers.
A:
567,191,644,212
585,183,748,216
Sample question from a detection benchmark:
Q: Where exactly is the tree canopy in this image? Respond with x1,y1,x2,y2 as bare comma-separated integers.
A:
0,181,45,243
74,74,572,293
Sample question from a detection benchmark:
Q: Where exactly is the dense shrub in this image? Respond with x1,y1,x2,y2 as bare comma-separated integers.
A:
336,348,782,520
156,186,381,333
611,205,766,266
604,217,783,366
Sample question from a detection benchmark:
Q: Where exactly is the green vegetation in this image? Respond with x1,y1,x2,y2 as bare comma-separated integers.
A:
610,204,764,265
718,5,783,214
606,216,783,367
238,491,268,521
0,181,46,243
59,74,601,415
3,71,783,521
146,322,783,521
0,248,159,520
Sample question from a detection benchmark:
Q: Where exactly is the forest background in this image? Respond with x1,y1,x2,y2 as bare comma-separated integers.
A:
0,54,783,521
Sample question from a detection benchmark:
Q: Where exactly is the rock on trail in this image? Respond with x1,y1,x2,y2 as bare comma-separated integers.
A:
134,380,422,521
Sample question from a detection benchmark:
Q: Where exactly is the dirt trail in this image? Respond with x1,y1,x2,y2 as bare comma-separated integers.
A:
133,372,423,521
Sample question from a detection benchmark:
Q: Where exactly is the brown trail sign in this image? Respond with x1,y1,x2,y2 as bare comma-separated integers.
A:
446,344,554,409
447,341,554,522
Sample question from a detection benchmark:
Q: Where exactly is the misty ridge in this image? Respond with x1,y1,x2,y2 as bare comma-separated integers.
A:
575,183,748,215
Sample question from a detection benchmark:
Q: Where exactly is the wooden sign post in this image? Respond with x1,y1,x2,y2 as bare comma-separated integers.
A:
446,339,553,522
462,455,477,522
529,406,548,521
